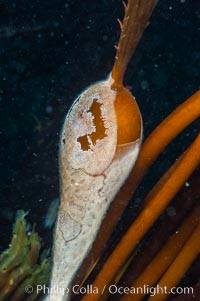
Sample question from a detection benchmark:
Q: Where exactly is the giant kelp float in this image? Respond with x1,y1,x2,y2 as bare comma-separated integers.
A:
47,1,157,300
0,0,199,301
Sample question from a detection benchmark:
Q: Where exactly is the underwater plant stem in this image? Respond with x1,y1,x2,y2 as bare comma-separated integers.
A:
114,168,200,301
82,134,200,301
148,223,200,301
121,205,200,301
111,0,158,88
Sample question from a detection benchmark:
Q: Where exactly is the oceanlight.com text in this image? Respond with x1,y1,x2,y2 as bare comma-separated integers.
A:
25,284,194,297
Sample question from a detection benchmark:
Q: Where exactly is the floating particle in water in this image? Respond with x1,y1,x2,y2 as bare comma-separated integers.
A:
166,206,177,217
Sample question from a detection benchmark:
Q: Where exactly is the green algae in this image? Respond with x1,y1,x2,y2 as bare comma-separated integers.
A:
0,211,50,301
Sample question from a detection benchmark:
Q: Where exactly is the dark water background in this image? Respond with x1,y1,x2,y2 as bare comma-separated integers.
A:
0,0,199,251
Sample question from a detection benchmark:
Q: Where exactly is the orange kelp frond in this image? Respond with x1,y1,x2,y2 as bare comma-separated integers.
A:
148,223,200,301
111,0,158,88
121,206,200,301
